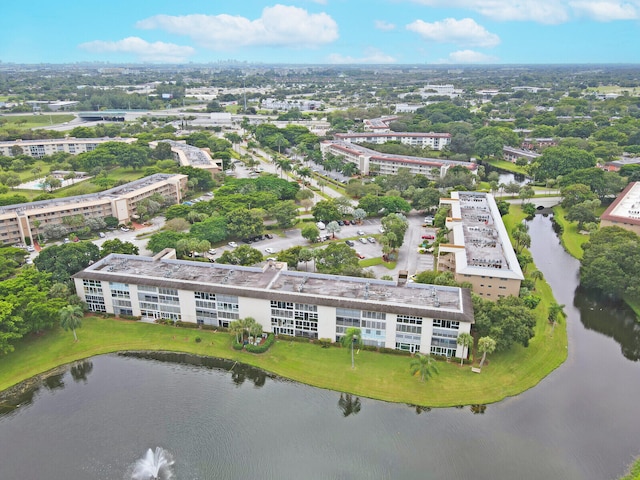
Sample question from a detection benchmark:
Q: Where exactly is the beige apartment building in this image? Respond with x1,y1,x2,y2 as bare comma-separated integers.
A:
438,192,524,300
600,181,640,236
150,140,222,174
0,174,187,245
0,137,136,158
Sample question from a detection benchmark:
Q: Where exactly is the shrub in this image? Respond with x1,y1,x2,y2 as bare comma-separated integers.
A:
318,338,333,348
232,337,244,350
246,333,275,353
195,337,202,343
175,320,199,329
275,334,312,343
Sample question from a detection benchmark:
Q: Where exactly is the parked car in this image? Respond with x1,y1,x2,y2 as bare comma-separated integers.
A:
378,226,385,233
338,220,344,226
120,227,130,232
356,252,365,259
26,245,35,252
367,237,376,243
228,241,238,248
63,238,70,244
359,237,368,244
264,247,275,254
98,232,106,238
265,233,274,239
422,234,435,240
357,230,365,235
208,248,217,255
345,240,355,247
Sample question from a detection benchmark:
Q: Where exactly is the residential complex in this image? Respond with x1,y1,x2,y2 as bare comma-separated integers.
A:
74,250,474,357
334,132,451,151
600,181,640,235
363,116,399,132
502,146,541,163
320,139,476,177
0,137,136,158
0,174,187,245
152,140,223,174
438,192,524,299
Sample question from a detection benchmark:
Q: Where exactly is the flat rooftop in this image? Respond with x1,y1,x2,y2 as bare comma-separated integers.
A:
602,181,640,224
77,254,473,320
160,140,214,167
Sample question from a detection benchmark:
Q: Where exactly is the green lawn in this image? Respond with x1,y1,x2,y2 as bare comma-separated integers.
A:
551,206,589,259
0,114,75,129
484,158,529,175
0,281,567,407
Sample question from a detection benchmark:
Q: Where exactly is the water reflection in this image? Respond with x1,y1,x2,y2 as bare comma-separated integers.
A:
574,287,640,362
0,360,94,416
410,404,432,415
70,360,94,383
338,393,362,417
470,404,487,414
119,351,276,387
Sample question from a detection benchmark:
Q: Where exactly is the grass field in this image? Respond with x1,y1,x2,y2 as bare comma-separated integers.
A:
0,114,75,129
484,158,529,175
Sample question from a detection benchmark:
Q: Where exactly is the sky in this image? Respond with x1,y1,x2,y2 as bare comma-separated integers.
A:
1,0,640,65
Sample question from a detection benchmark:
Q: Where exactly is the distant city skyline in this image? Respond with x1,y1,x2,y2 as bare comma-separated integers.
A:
2,1,640,65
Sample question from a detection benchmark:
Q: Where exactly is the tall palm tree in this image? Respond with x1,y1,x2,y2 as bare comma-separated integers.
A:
409,353,439,382
341,327,362,369
59,305,84,341
477,336,496,369
229,319,243,344
456,332,474,366
275,158,292,178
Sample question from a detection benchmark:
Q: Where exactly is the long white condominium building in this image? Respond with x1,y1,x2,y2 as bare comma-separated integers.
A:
150,140,223,174
0,137,136,158
438,192,524,300
320,140,477,178
334,132,451,151
600,181,640,236
0,174,187,246
74,250,474,358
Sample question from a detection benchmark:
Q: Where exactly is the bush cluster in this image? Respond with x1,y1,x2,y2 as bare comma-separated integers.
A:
245,333,275,353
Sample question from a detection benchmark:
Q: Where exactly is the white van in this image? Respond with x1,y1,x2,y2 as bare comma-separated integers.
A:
316,222,326,230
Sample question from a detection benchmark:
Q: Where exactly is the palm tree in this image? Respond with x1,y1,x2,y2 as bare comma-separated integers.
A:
338,393,362,417
340,327,362,369
59,305,84,341
409,353,439,382
456,332,474,366
548,302,565,334
229,320,242,344
477,336,497,369
275,158,292,178
326,220,341,239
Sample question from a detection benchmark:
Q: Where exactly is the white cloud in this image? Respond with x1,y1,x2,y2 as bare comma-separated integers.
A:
407,18,500,47
375,20,396,31
78,37,194,62
409,0,571,24
436,49,499,64
327,48,397,64
569,1,638,21
137,5,338,50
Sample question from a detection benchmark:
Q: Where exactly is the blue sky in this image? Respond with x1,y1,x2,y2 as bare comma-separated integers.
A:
2,0,639,64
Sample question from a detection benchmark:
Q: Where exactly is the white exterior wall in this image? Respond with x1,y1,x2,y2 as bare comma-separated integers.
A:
317,305,337,340
178,289,198,324
239,297,272,332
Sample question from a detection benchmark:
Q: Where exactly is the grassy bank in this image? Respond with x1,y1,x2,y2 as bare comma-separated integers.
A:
551,206,588,259
0,278,567,408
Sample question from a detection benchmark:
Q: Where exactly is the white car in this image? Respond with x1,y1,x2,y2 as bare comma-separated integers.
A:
120,227,130,232
264,247,275,254
228,242,238,248
26,245,35,252
208,248,217,255
357,230,365,235
359,238,368,244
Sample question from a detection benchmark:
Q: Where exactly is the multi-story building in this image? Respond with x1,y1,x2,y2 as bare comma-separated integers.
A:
334,132,451,151
503,146,541,164
363,116,399,132
0,174,187,246
521,137,557,151
151,140,222,174
438,192,524,300
0,137,136,158
320,140,476,177
600,181,640,236
73,250,474,358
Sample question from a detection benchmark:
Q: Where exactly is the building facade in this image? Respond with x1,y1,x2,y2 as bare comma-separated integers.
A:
321,140,476,177
74,251,474,358
334,132,451,151
0,174,187,246
502,146,541,164
0,137,136,159
438,192,524,300
151,140,222,174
